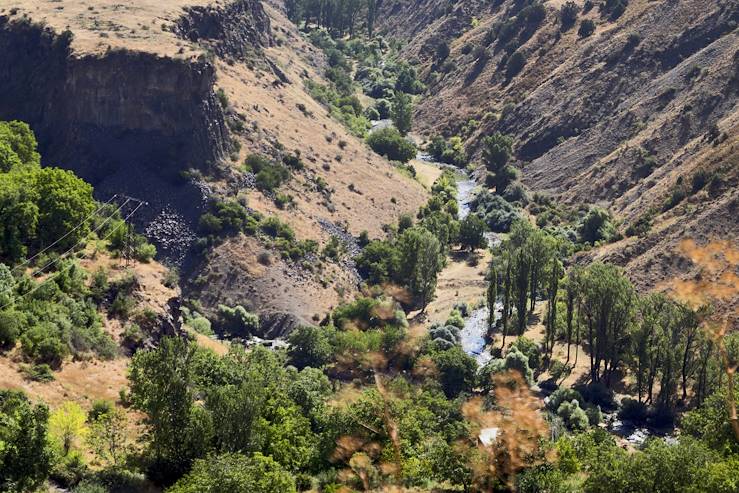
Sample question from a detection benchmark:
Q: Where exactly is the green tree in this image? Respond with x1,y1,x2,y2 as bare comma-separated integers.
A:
49,401,89,457
34,167,96,250
458,214,487,251
355,239,401,283
129,337,213,483
287,325,333,369
0,120,41,168
482,132,516,193
392,91,413,136
579,263,635,386
486,264,497,334
167,452,296,493
500,251,513,349
543,259,562,362
0,142,22,173
513,248,531,336
398,227,443,311
432,346,478,397
0,390,52,492
0,172,39,260
88,406,130,469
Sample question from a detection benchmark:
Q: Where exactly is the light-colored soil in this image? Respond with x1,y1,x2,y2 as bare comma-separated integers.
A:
215,12,428,238
412,248,491,330
0,354,129,408
411,159,444,190
5,0,203,57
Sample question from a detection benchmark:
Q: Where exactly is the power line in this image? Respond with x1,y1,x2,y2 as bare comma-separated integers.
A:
0,197,128,305
12,194,120,272
0,200,146,312
28,198,131,279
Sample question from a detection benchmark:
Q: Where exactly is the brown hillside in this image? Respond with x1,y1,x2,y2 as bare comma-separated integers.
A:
378,0,738,307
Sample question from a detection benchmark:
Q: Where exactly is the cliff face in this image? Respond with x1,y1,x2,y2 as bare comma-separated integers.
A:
0,17,229,179
176,0,273,59
0,11,256,262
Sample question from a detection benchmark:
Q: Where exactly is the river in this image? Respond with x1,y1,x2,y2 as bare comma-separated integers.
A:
414,151,500,366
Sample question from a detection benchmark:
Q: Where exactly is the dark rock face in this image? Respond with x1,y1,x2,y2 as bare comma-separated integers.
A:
175,0,272,60
0,17,229,181
123,297,186,353
258,312,304,339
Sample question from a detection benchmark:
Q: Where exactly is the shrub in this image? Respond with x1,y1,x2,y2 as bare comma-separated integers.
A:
21,363,55,382
282,153,304,170
217,304,259,336
121,323,145,348
364,106,380,120
134,242,156,262
428,135,467,167
366,127,417,163
20,324,67,369
578,19,596,38
502,182,528,203
88,400,114,421
445,309,465,329
510,336,541,370
625,212,653,237
188,316,213,336
662,183,687,211
691,168,710,192
470,190,521,233
618,397,648,423
560,1,581,30
0,310,21,350
260,216,295,240
506,51,526,79
429,324,461,348
547,388,584,411
245,154,290,192
110,292,135,319
549,360,571,381
586,404,602,426
557,400,589,430
375,99,392,119
579,207,615,244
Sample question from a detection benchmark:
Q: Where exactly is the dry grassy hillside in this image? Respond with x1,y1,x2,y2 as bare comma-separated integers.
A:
378,0,738,309
1,0,428,327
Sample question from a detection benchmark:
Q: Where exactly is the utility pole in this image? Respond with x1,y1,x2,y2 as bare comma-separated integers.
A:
114,195,147,269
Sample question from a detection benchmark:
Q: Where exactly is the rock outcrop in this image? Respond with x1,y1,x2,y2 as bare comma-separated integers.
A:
176,0,273,59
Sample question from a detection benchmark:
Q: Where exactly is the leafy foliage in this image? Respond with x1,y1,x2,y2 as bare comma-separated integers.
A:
366,127,416,163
